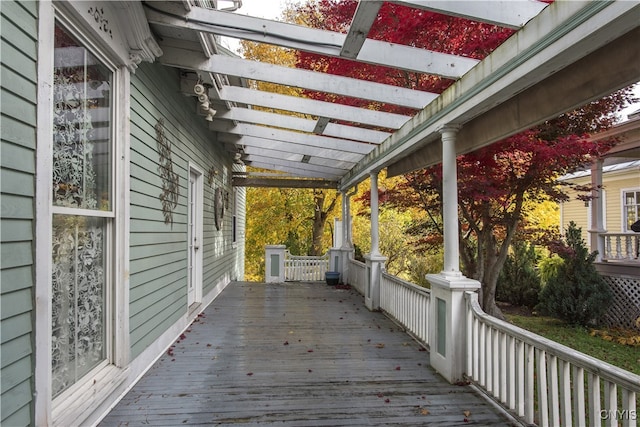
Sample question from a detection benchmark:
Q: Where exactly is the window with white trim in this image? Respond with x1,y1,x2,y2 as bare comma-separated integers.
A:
623,189,640,232
51,20,115,398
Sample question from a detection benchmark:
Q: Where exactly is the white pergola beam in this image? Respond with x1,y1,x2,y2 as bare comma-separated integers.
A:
219,86,410,129
391,0,549,29
341,1,383,59
219,133,365,163
242,145,357,170
216,108,390,144
211,121,377,155
161,48,433,109
144,4,479,79
244,159,345,180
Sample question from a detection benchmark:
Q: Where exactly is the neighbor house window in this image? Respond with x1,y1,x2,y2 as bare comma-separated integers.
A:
623,190,640,232
51,21,114,398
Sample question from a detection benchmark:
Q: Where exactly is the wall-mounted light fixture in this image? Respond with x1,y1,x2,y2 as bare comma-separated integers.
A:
194,82,216,121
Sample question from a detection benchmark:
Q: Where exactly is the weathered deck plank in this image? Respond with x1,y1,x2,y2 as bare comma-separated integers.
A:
100,282,514,426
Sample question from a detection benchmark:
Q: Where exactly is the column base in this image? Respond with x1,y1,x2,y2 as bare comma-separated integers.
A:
426,273,481,383
364,253,387,311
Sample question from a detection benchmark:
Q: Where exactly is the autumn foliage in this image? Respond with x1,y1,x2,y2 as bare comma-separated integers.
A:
286,0,636,317
292,0,514,116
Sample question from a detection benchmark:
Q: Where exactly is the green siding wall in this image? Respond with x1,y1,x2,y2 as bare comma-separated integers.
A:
1,1,37,426
129,62,242,358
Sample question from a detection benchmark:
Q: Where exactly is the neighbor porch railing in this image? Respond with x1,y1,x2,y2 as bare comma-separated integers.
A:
465,291,639,427
602,232,640,262
284,250,329,281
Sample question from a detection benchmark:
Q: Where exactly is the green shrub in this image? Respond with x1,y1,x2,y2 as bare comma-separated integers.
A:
538,254,564,286
537,221,612,326
496,241,541,309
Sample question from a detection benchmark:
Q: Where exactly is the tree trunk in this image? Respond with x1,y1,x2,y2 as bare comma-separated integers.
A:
309,190,338,256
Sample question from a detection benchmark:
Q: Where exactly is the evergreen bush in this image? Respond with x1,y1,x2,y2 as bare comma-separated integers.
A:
496,241,541,309
537,221,612,326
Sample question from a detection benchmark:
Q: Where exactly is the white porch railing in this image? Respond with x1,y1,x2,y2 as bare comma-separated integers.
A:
268,245,640,426
465,291,640,427
380,272,430,346
347,259,367,295
602,232,640,262
284,250,329,281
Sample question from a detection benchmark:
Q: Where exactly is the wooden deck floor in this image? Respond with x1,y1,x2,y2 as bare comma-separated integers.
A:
100,282,514,426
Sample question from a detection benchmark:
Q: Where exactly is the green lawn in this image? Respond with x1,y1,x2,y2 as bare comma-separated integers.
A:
505,314,640,376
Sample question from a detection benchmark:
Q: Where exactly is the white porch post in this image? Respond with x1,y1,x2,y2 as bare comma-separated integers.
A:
589,159,606,261
342,190,351,249
441,126,461,275
265,245,286,283
370,171,381,257
330,190,355,284
427,126,481,384
365,172,386,311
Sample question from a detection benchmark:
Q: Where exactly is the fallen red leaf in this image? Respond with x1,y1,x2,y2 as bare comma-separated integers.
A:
377,393,384,398
247,372,253,376
307,349,314,353
384,398,390,403
395,366,401,370
283,341,289,345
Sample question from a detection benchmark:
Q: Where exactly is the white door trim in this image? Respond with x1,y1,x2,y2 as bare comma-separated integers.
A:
188,164,204,306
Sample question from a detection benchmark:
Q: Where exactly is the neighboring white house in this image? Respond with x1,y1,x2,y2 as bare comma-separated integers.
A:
560,111,640,331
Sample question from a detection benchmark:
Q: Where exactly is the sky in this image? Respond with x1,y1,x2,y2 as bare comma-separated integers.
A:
218,0,640,121
218,0,286,53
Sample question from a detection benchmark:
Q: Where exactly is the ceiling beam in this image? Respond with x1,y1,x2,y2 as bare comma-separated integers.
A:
144,3,479,79
391,0,549,29
241,150,355,173
341,1,383,59
233,177,338,189
216,107,390,143
313,117,331,134
243,158,345,179
227,135,363,164
211,121,377,155
218,85,410,129
160,47,434,109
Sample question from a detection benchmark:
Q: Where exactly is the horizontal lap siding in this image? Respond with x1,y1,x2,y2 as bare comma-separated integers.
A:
0,2,37,426
129,62,241,358
563,171,639,240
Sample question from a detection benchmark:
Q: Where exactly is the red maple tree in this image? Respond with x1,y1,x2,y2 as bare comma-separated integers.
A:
292,0,514,117
289,0,636,317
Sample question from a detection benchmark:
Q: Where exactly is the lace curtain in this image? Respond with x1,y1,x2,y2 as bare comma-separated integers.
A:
51,216,105,397
51,23,111,398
